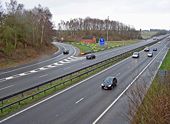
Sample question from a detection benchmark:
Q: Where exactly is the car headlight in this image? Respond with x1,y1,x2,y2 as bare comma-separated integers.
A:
101,84,104,86
108,85,112,87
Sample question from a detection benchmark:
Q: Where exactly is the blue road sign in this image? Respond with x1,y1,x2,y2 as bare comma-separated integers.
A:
99,37,105,46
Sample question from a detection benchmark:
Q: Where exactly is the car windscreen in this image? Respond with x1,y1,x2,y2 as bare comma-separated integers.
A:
104,77,112,85
133,52,138,55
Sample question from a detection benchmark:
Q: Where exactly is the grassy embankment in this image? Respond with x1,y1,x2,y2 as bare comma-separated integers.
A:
0,45,57,69
69,40,137,54
132,50,170,124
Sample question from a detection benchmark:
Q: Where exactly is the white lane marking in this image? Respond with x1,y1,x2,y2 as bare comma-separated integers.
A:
39,74,48,78
116,73,121,76
0,54,131,123
39,67,47,71
0,85,14,91
19,73,27,76
30,70,37,73
53,63,63,65
5,76,14,80
46,65,56,68
75,98,84,104
59,61,70,64
92,45,167,124
63,59,71,62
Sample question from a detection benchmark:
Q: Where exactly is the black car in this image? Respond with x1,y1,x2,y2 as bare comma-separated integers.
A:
63,50,69,55
101,77,117,90
153,48,157,51
86,54,96,60
144,47,150,52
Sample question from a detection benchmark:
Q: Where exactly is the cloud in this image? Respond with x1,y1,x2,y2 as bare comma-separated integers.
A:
2,0,170,30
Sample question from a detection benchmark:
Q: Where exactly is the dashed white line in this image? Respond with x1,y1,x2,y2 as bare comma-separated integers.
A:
0,85,14,91
5,76,14,80
30,70,37,73
46,65,56,68
53,62,63,65
39,67,47,71
39,74,48,78
19,73,27,76
92,45,167,124
59,61,70,64
75,98,84,104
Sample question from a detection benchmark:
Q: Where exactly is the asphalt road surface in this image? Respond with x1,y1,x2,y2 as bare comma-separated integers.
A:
0,36,169,124
0,35,168,99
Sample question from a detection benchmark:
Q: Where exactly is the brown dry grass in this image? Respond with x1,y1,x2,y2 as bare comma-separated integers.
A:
128,74,170,124
0,44,57,69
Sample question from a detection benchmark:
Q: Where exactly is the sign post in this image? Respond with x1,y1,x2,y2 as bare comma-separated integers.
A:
99,37,105,46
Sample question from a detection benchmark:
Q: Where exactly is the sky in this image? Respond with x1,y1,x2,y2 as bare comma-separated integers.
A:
2,0,170,30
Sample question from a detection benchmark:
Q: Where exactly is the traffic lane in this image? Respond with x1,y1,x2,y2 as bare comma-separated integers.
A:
0,44,161,124
95,35,165,57
0,33,168,76
0,35,165,78
0,46,151,99
0,35,167,82
0,42,77,78
0,38,166,98
96,46,168,124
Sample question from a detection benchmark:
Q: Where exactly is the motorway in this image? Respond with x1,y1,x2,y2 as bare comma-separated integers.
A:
0,35,168,99
0,36,169,123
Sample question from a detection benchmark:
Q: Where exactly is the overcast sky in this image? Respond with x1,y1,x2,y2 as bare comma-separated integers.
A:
3,0,170,30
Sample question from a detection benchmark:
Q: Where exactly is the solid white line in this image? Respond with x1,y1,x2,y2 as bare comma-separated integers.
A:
0,85,14,91
0,51,131,123
92,45,167,124
75,98,84,104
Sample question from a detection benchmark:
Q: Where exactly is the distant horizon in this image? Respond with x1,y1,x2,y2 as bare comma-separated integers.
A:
3,0,170,30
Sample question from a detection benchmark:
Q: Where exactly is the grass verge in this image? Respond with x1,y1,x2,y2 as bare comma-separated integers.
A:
160,50,170,70
130,50,170,124
68,40,137,54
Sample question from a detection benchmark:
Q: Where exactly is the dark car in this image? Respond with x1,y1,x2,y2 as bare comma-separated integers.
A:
63,50,69,55
86,54,96,60
153,48,157,51
101,77,117,90
144,47,150,52
132,52,139,58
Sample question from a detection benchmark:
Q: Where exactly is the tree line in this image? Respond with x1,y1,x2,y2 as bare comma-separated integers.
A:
0,0,55,56
57,17,141,41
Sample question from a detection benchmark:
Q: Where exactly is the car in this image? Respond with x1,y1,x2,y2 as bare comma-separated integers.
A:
63,50,69,55
101,76,117,90
153,48,157,51
86,54,96,60
144,47,150,52
132,52,139,58
147,52,153,57
158,42,161,44
153,38,157,40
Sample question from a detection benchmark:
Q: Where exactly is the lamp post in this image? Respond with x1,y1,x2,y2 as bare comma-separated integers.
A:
107,16,109,41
